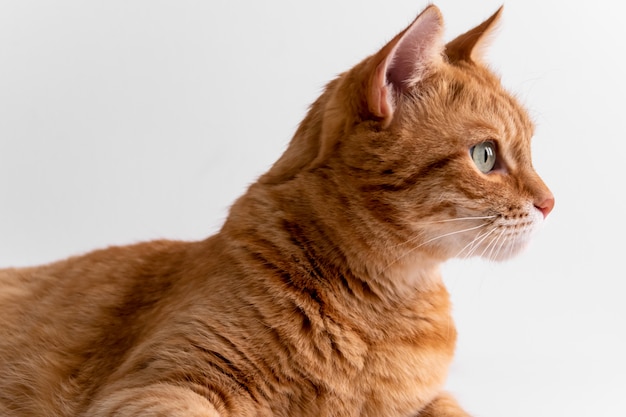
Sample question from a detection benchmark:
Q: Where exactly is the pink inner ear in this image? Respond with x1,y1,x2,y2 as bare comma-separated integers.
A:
372,6,445,122
371,60,392,120
386,13,444,89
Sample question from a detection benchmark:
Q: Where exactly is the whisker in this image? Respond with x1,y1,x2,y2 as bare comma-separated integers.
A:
483,228,506,260
416,223,489,249
385,222,492,271
466,228,498,259
456,228,488,258
414,215,497,226
392,215,497,250
433,215,498,223
479,229,499,259
457,227,497,259
492,229,509,260
505,231,517,260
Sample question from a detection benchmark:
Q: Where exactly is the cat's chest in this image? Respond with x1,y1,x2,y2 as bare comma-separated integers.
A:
283,340,454,417
360,341,454,415
349,342,454,416
292,311,457,416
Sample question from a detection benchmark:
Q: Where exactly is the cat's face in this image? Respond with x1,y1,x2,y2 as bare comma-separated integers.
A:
338,65,553,262
264,6,553,264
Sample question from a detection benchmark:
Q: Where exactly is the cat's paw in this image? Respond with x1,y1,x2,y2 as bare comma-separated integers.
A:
85,384,223,417
417,393,472,417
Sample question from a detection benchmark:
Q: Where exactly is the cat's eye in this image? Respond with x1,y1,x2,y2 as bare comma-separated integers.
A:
470,141,497,173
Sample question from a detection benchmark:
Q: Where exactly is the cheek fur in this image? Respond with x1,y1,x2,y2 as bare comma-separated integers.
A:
396,168,546,260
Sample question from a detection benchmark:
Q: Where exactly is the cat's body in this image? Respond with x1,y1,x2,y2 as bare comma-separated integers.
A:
0,5,553,417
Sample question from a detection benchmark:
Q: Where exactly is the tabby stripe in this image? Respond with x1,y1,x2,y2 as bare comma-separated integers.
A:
361,155,455,193
186,341,261,402
446,79,466,104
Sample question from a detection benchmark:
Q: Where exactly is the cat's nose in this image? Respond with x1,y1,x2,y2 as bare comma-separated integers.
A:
534,194,555,219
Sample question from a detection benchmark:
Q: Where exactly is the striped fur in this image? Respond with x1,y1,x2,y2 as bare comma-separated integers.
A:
0,5,552,417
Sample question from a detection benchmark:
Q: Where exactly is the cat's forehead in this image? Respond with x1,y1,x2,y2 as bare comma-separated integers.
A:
445,66,534,170
393,64,535,169
432,65,534,149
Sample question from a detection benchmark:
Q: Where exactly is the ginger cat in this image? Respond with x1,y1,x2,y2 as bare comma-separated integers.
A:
0,5,554,417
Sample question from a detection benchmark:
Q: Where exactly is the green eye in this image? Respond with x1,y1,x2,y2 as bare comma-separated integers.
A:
470,141,497,173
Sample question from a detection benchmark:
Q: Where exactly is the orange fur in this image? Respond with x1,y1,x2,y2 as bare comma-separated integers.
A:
0,5,553,417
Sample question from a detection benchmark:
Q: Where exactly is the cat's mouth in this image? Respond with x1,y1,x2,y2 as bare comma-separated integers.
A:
477,222,535,261
455,204,545,261
415,203,545,262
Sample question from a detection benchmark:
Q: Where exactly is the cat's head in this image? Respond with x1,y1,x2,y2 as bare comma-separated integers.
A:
263,5,553,263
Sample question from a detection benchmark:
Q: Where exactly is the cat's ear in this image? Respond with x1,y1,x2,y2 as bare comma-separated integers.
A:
368,5,445,124
260,6,446,185
445,6,503,64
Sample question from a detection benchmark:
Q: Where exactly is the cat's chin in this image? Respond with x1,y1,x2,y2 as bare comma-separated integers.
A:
442,204,545,262
480,238,531,262
477,207,544,261
480,222,539,262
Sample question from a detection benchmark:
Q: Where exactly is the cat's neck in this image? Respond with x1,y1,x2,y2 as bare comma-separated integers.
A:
221,174,446,302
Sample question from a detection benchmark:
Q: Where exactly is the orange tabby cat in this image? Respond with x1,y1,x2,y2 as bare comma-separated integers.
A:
0,5,553,417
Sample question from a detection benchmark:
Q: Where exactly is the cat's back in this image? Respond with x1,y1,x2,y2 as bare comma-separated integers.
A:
0,238,216,416
0,239,193,318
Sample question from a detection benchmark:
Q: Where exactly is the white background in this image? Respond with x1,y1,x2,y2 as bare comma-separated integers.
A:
1,1,624,416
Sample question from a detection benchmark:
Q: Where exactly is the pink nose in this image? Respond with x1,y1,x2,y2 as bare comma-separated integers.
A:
535,194,555,219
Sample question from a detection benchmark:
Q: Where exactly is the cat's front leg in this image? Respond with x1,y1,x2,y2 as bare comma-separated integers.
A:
417,392,471,417
84,383,229,417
